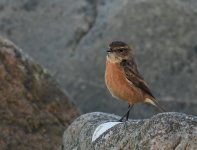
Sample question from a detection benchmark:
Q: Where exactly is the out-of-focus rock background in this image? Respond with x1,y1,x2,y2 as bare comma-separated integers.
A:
0,37,79,149
0,0,197,118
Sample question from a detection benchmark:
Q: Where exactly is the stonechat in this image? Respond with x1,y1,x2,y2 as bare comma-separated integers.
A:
105,41,165,121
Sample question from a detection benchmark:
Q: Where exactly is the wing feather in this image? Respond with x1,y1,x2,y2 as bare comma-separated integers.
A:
120,59,155,98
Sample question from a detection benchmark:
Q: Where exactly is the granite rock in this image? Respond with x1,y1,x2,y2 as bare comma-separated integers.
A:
63,112,197,150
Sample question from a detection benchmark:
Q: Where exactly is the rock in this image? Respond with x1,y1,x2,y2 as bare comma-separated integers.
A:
0,37,79,150
63,112,197,150
0,0,197,117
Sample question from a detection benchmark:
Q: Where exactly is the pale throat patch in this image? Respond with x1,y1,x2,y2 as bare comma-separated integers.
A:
107,54,122,63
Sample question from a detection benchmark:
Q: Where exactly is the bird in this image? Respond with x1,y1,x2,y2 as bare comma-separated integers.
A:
105,41,165,121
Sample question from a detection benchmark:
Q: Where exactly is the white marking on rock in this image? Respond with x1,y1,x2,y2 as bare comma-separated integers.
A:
92,122,121,142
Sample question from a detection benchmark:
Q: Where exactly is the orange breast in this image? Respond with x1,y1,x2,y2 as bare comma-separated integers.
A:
105,60,144,104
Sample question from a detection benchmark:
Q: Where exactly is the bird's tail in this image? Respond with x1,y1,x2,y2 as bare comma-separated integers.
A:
145,98,165,112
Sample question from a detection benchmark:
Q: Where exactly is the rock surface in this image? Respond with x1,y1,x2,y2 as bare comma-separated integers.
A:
0,37,79,150
63,112,197,150
0,0,197,117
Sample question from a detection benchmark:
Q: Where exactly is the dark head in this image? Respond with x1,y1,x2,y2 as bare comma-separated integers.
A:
107,41,133,63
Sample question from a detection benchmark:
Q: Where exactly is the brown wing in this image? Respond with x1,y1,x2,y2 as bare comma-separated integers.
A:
120,59,155,98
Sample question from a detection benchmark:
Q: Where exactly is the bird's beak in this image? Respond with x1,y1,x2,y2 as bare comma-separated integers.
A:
107,49,112,53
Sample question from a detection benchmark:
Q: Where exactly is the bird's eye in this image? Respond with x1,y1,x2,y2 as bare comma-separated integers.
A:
119,49,124,52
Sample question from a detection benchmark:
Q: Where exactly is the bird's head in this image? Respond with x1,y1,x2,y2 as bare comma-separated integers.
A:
107,41,133,63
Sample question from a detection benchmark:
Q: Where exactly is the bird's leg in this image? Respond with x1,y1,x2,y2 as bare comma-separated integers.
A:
119,104,134,122
126,104,133,120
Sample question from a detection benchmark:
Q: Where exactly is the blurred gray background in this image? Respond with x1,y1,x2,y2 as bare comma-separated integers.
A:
0,0,197,118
